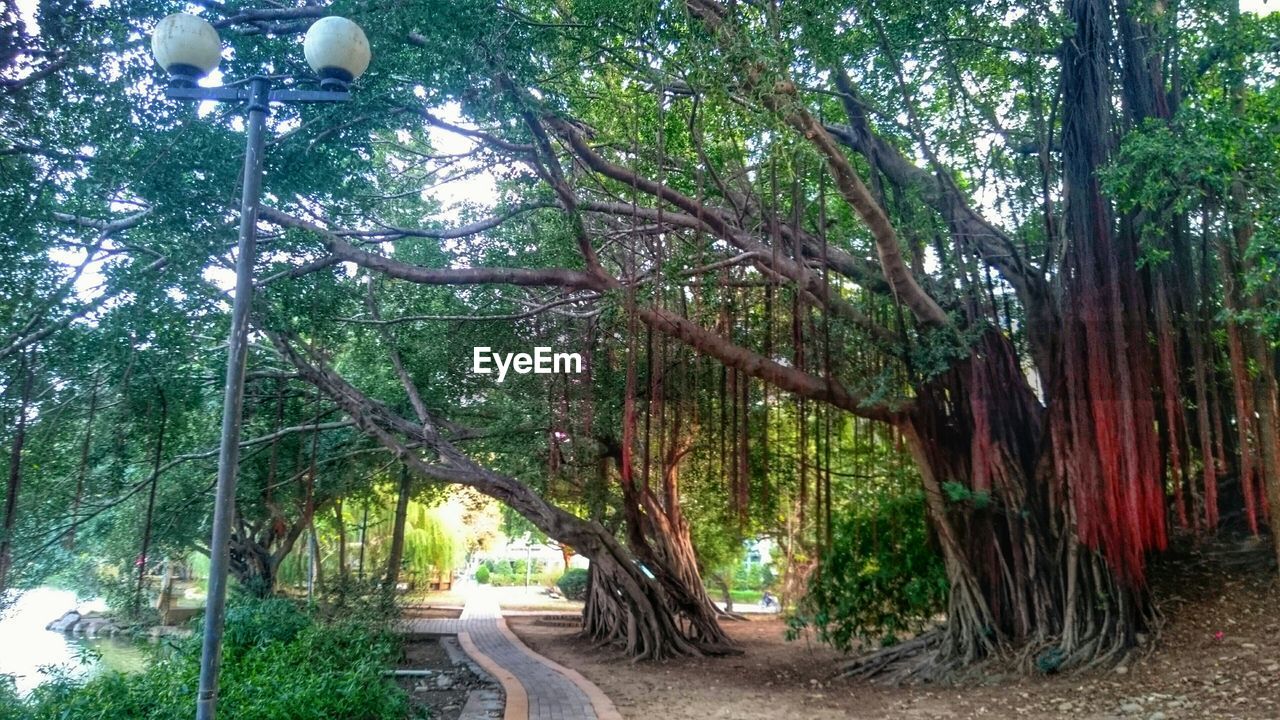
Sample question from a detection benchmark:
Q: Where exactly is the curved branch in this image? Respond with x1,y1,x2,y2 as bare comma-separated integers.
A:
637,305,906,423
342,202,559,241
259,207,601,290
265,207,903,422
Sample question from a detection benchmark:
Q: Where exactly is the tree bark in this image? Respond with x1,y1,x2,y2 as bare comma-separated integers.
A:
383,465,412,595
67,371,99,551
0,351,34,594
334,497,348,582
134,390,167,617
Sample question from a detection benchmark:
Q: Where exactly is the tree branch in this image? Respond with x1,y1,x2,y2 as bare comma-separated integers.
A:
259,207,602,290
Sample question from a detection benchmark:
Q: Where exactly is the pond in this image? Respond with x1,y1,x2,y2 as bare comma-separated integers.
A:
0,587,150,696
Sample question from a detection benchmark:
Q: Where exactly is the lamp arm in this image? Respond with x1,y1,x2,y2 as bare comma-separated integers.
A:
164,86,349,105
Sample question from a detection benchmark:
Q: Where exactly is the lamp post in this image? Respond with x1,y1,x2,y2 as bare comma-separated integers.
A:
149,13,370,720
519,533,532,592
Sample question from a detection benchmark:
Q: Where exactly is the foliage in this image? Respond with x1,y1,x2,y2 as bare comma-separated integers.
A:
403,504,462,578
0,676,22,720
789,488,947,649
10,597,412,720
556,568,589,601
732,562,774,592
474,565,491,584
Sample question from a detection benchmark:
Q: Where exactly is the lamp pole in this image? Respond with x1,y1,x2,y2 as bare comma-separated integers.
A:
195,75,267,720
149,13,370,720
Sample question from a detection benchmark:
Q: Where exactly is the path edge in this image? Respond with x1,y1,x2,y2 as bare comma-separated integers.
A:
458,629,528,720
496,618,624,720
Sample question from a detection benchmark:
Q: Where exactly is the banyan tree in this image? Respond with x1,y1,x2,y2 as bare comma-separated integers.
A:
7,0,1277,673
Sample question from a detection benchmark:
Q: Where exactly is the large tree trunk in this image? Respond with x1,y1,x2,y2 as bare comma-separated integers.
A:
1253,349,1280,567
887,332,1155,679
227,535,280,597
581,523,733,660
601,473,737,650
1224,0,1280,568
226,503,315,597
878,0,1165,675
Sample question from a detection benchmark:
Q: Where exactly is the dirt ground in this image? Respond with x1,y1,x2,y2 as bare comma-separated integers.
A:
508,540,1280,720
397,636,494,720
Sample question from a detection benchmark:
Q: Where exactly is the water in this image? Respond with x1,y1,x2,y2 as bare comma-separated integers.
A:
0,587,149,696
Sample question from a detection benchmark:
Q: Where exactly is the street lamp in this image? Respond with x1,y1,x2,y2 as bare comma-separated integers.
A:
149,13,370,720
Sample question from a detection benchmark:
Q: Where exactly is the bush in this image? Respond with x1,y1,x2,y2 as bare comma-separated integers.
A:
16,596,412,720
488,572,516,586
0,676,22,720
789,488,947,650
475,565,491,584
221,596,311,656
733,562,766,591
556,568,589,601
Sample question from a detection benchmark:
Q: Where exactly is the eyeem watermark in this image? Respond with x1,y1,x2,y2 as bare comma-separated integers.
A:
472,347,584,382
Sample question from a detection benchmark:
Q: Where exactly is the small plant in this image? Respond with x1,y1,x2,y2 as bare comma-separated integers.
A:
556,568,589,601
475,565,491,584
789,488,948,650
0,676,23,720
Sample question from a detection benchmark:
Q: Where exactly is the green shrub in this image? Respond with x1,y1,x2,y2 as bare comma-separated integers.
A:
488,572,521,587
221,596,311,656
474,565,491,584
556,568,589,601
0,676,22,720
483,559,542,576
733,562,766,591
16,596,412,720
788,488,947,650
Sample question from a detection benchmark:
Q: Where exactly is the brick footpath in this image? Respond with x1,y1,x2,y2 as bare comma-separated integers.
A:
402,589,619,720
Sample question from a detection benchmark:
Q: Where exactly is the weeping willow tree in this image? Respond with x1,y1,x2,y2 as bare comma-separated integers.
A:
402,503,462,584
276,494,461,591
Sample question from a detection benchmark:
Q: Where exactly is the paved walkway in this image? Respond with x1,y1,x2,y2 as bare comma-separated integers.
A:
402,588,620,720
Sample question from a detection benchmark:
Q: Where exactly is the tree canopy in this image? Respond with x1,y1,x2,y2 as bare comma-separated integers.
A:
1,0,1278,677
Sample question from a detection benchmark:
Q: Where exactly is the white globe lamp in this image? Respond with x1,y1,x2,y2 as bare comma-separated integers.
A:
150,13,222,87
303,17,371,91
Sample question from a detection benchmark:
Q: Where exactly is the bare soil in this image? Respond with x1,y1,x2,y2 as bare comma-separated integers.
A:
508,540,1280,719
396,637,489,720
401,605,464,620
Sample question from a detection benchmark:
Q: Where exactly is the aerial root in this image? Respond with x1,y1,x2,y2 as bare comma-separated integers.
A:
834,631,948,684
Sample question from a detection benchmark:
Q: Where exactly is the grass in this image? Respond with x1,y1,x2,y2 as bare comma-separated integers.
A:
703,588,765,604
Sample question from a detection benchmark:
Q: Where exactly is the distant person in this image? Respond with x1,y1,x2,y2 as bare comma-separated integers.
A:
760,590,778,611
